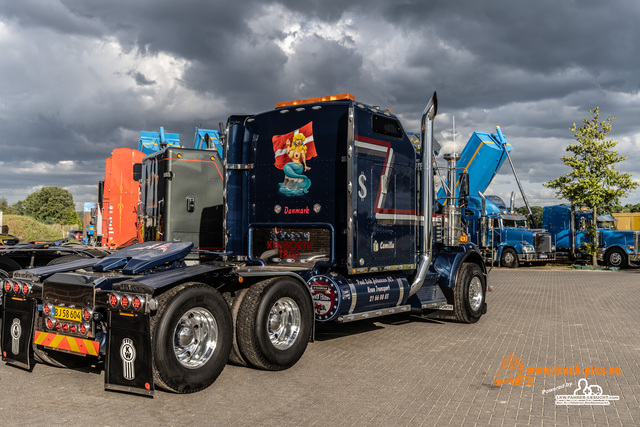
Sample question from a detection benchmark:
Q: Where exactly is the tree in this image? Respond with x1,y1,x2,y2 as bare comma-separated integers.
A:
0,197,11,214
62,208,81,226
0,197,23,215
11,200,26,215
23,187,78,225
544,107,638,265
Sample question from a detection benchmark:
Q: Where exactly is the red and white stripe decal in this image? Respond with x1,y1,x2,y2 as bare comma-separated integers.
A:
355,136,420,223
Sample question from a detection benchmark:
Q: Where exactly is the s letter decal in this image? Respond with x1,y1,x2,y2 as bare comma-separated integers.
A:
358,172,367,201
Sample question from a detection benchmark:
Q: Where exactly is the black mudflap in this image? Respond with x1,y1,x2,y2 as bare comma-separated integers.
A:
105,311,154,396
1,296,35,370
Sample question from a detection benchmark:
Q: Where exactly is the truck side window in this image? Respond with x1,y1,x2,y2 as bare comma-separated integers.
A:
372,115,403,139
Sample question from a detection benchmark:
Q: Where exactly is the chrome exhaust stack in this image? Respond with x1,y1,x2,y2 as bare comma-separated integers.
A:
410,92,437,297
479,191,487,247
441,153,462,247
509,191,515,214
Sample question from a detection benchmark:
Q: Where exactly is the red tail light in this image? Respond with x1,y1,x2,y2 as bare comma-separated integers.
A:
109,293,119,307
70,325,77,333
44,304,51,315
132,296,142,310
13,282,20,293
4,281,11,292
121,295,130,309
22,283,30,295
62,324,69,332
46,318,54,329
82,308,91,321
80,323,87,334
55,323,61,330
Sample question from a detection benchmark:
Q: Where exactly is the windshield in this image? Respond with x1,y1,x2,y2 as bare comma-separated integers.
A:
597,221,617,230
501,218,528,228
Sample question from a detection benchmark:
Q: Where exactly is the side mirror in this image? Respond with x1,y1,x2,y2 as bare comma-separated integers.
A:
458,172,469,207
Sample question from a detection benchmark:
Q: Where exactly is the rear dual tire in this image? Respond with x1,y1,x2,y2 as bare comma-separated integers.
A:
236,277,312,371
151,283,232,393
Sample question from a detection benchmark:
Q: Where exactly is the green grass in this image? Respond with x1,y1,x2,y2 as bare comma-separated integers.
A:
2,214,80,242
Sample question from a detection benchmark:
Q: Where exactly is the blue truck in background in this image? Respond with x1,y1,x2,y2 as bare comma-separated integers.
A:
542,205,640,268
438,127,555,267
463,193,555,267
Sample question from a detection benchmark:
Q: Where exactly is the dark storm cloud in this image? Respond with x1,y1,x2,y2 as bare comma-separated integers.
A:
0,0,639,208
0,0,104,36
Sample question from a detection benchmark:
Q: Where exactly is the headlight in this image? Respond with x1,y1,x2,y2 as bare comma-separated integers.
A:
523,245,534,253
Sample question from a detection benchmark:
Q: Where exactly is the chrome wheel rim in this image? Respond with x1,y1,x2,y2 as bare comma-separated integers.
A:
268,297,301,350
504,251,515,265
468,277,483,312
173,308,218,369
609,252,622,266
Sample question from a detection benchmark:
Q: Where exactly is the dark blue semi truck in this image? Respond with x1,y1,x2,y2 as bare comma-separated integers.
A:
1,93,487,395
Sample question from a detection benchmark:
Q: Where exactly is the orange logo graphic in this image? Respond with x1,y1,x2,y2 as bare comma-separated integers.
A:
494,352,535,386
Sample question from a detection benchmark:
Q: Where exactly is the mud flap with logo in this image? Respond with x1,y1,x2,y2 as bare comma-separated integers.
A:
1,297,35,369
105,311,154,396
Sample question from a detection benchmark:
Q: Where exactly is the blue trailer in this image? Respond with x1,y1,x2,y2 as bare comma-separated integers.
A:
138,127,181,155
2,93,487,396
193,127,224,154
542,205,640,268
436,128,512,203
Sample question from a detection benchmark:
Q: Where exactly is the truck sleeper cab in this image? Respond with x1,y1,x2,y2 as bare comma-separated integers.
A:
2,93,487,396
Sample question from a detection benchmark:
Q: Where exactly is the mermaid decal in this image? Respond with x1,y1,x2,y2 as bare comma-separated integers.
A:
272,122,317,195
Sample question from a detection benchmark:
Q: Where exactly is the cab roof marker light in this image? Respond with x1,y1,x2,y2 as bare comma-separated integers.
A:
276,93,356,108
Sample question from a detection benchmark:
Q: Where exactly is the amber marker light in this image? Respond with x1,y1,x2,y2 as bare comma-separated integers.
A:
275,93,356,108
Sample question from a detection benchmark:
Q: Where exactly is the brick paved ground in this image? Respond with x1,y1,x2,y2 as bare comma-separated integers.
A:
1,267,639,426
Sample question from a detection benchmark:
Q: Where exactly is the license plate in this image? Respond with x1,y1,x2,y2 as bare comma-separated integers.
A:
540,255,547,259
54,306,82,322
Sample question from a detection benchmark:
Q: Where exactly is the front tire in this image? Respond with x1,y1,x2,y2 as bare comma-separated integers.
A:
236,277,313,371
500,248,518,268
605,247,626,268
151,283,232,393
453,262,486,324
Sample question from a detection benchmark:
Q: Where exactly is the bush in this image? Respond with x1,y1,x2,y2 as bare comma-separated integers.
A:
2,215,80,242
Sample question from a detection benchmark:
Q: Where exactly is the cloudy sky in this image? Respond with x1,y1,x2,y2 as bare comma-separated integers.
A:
1,0,639,211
